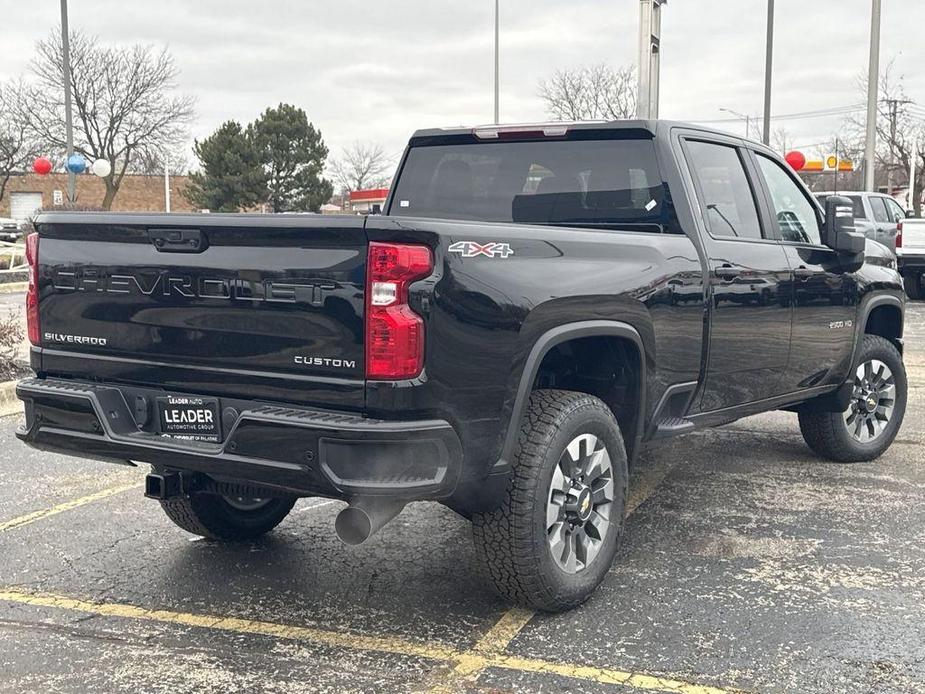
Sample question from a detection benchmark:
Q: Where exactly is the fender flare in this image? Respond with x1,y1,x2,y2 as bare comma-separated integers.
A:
850,293,904,368
497,320,648,469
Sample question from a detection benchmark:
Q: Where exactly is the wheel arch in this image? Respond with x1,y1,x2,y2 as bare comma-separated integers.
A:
499,321,647,469
854,294,904,367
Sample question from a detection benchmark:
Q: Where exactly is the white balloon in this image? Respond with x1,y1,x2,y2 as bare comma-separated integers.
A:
91,158,112,178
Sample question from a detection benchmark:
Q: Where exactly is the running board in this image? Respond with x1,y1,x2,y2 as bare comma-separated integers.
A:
649,381,698,440
652,416,695,440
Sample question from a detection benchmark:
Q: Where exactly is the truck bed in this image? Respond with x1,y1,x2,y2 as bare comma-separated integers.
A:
34,213,368,409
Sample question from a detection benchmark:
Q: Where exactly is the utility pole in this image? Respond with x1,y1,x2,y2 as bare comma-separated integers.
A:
60,0,76,203
864,0,881,191
909,135,918,213
493,0,500,124
164,155,171,213
762,0,774,145
884,98,912,195
636,0,666,119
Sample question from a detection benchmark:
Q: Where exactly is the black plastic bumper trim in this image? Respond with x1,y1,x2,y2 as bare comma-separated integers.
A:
15,377,462,500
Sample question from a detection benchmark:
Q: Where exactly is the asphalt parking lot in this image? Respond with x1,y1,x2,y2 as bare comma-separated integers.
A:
0,302,923,693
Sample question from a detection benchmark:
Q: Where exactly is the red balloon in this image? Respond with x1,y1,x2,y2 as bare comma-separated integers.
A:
33,157,53,176
784,151,806,171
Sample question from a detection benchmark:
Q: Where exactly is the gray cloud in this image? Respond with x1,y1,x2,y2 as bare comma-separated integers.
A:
1,0,921,164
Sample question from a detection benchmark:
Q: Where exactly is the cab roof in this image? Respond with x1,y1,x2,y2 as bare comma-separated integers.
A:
409,119,759,146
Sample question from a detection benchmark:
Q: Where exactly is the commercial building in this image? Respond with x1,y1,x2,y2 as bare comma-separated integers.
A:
348,188,389,214
1,173,193,220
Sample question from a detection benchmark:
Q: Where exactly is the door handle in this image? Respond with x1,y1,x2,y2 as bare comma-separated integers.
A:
714,264,740,281
793,266,814,281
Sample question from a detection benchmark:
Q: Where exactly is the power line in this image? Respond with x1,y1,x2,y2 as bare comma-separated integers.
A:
693,103,865,125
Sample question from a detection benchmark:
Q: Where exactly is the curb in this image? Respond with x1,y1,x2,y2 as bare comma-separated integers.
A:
0,282,27,294
0,381,21,418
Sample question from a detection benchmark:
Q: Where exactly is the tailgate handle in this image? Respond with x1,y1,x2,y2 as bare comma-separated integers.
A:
148,228,208,253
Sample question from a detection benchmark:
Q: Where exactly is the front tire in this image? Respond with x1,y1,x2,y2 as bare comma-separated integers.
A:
472,390,628,612
798,335,906,463
160,492,296,540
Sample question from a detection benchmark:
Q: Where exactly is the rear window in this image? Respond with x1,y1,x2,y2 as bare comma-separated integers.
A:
388,138,680,233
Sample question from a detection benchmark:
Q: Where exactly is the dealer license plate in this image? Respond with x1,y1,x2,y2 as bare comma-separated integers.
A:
157,395,221,442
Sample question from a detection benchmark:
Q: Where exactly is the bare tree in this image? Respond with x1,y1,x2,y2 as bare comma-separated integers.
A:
131,143,191,177
25,29,195,209
0,80,41,203
538,64,636,121
844,61,925,213
771,127,793,155
330,142,393,195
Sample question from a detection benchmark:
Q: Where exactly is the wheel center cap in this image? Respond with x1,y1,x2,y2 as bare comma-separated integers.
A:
864,396,877,413
575,488,593,522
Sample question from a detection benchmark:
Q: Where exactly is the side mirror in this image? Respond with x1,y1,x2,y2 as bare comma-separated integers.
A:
824,196,866,254
906,209,917,218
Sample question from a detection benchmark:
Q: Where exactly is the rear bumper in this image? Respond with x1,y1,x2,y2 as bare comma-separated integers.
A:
15,377,463,500
897,251,925,271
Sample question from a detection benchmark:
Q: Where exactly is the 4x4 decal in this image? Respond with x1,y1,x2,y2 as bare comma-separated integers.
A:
448,241,514,258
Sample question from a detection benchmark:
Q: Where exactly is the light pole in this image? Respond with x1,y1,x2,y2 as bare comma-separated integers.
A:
60,0,76,203
719,107,753,139
636,0,666,119
864,0,882,191
164,155,171,213
762,0,774,145
493,0,500,124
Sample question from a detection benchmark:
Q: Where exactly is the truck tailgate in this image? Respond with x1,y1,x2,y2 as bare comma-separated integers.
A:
901,219,925,251
34,213,367,409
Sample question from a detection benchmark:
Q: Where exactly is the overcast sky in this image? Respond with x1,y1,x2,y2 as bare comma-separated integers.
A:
1,0,923,170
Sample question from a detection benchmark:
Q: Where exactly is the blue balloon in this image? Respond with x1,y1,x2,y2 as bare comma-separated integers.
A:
66,154,87,174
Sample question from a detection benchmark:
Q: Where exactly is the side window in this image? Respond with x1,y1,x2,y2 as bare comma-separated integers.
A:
869,197,890,223
686,140,763,240
847,195,867,220
883,197,906,223
756,154,822,245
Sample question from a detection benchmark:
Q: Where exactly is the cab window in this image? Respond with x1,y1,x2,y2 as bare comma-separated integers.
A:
755,154,822,245
685,140,763,240
869,197,890,223
882,197,906,223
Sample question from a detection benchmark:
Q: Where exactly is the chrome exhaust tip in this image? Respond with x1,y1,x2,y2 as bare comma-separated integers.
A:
335,497,405,545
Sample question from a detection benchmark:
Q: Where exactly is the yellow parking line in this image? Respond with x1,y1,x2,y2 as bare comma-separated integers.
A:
0,587,738,694
428,606,535,692
0,587,459,662
0,482,142,534
486,654,737,694
428,457,680,692
471,606,535,653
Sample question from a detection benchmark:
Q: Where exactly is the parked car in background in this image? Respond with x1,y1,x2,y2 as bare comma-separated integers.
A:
897,215,925,299
814,191,906,252
0,217,21,243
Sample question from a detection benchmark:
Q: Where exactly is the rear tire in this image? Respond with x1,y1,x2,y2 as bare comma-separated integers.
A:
472,390,628,612
798,335,906,463
160,493,296,540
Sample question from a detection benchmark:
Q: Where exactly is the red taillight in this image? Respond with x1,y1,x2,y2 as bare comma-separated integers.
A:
896,221,903,248
365,242,433,380
25,232,40,345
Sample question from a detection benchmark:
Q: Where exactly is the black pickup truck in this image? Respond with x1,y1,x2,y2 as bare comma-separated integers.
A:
17,120,907,611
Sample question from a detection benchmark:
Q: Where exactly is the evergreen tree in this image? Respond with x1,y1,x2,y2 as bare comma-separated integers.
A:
250,104,333,212
185,121,266,212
